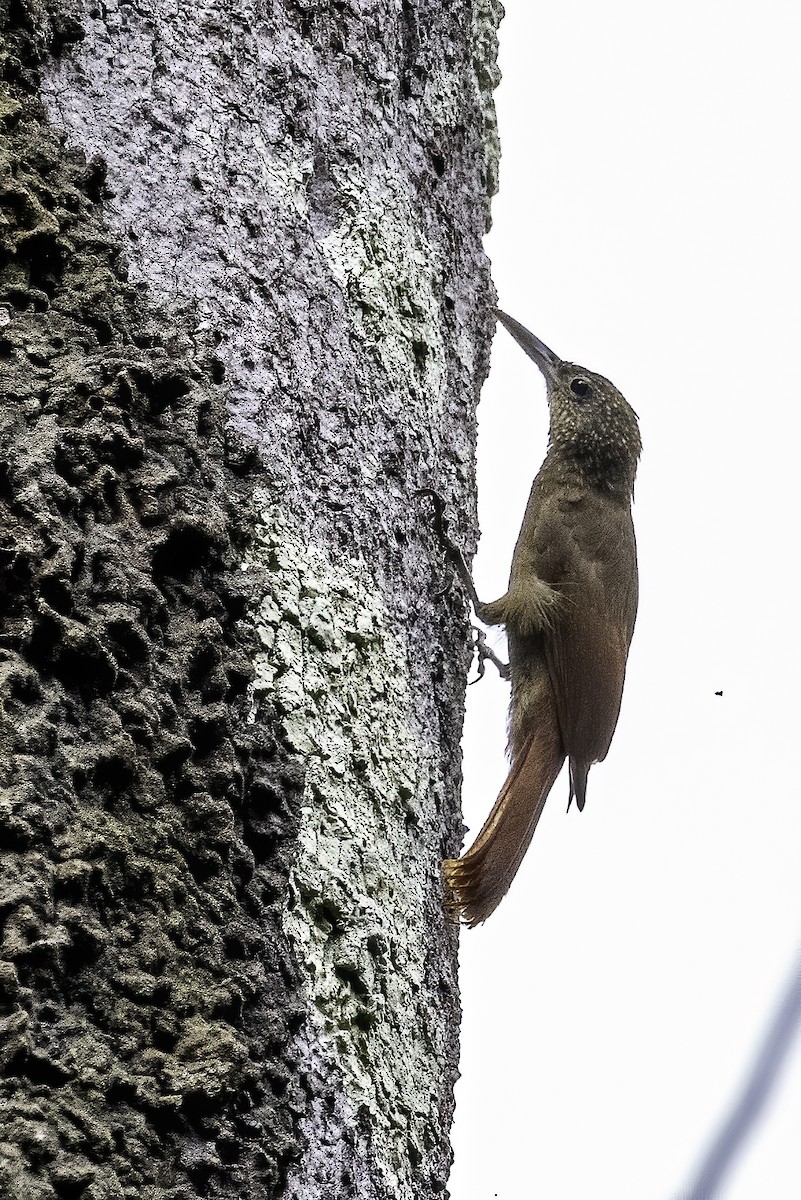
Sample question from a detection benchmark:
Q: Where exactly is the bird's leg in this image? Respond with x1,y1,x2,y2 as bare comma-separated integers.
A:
416,489,481,608
416,489,511,680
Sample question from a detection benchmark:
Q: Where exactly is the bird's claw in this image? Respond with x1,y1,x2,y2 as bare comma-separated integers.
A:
416,488,479,607
470,627,510,684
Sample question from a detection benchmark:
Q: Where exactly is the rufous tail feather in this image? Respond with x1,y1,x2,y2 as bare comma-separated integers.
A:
443,685,564,926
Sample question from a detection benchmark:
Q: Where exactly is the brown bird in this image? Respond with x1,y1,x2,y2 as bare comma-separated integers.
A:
443,309,641,925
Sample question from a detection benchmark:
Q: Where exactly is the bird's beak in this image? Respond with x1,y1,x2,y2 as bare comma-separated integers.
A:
494,308,561,384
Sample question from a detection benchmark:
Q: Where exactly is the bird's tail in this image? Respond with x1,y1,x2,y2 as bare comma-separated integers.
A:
568,759,590,812
443,682,565,926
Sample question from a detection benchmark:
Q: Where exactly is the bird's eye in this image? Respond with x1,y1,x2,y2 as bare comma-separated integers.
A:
570,377,590,397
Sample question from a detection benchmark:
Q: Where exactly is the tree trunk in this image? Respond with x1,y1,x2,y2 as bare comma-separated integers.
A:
0,1,499,1196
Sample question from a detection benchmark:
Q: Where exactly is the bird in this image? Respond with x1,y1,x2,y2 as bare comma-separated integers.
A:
443,308,641,925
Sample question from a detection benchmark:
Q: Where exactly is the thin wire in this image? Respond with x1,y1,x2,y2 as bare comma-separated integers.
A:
676,945,801,1200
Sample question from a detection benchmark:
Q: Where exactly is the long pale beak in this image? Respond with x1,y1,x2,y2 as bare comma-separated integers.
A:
494,308,561,382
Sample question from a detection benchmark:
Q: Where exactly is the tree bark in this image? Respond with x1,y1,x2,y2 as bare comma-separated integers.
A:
0,1,500,1196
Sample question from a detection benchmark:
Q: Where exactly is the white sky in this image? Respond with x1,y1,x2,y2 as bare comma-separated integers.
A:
450,3,801,1198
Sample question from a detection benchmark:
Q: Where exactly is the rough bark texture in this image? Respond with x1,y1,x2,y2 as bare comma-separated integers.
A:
0,1,500,1197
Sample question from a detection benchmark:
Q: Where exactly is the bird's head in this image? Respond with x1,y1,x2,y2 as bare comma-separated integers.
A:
494,308,641,492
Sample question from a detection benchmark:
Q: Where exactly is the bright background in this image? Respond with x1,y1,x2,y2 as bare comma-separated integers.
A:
449,3,801,1198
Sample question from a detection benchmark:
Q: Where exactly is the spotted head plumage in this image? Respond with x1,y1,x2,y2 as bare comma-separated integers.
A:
494,309,641,493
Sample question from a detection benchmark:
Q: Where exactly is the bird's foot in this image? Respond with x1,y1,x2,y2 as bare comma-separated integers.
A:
415,489,480,609
470,626,510,683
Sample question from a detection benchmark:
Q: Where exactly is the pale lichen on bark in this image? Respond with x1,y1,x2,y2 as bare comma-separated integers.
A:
471,0,504,205
248,500,448,1196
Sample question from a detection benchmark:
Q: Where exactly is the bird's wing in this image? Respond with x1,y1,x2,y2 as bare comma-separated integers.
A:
537,489,638,768
545,602,629,768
